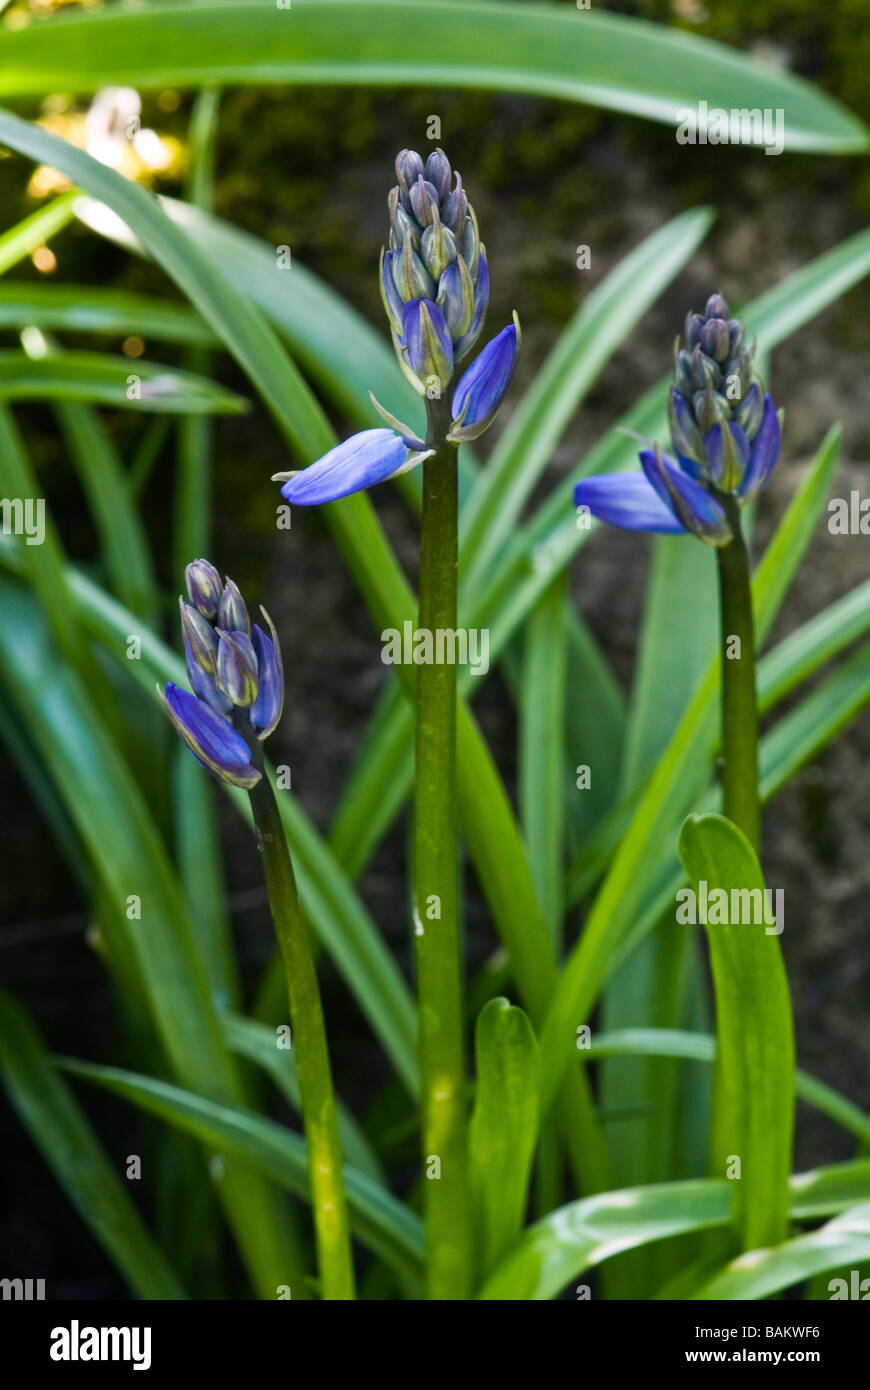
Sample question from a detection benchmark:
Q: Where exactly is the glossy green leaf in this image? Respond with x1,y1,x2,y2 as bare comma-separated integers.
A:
0,282,213,344
0,349,245,412
479,1161,870,1300
0,2,864,152
693,1204,870,1300
0,989,186,1300
469,999,539,1277
678,813,794,1250
0,191,77,276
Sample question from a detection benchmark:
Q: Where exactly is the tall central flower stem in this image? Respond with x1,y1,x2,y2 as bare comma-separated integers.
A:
414,394,471,1299
715,496,761,854
247,734,356,1300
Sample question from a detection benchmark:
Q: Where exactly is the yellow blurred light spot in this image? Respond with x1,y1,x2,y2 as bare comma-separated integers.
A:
122,336,146,359
32,246,57,273
157,90,181,113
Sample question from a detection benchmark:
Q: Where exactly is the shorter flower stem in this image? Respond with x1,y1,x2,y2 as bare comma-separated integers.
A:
715,497,761,854
414,396,471,1299
247,739,355,1300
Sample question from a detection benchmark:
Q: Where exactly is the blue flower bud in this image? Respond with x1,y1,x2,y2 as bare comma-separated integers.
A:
402,298,454,395
700,317,730,363
441,173,467,235
185,558,222,620
217,578,250,635
738,395,781,502
216,628,259,707
449,317,519,442
379,249,405,332
395,148,425,192
393,228,436,302
705,292,729,320
179,597,218,673
183,633,233,716
409,177,440,227
159,682,260,788
705,420,750,493
420,209,458,281
453,251,489,361
250,611,284,739
437,257,475,341
425,149,452,200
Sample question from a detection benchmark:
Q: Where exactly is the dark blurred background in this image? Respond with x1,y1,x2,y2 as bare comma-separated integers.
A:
2,0,869,1296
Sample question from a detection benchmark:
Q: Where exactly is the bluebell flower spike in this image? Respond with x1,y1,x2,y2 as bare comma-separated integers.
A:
160,567,288,786
573,293,783,547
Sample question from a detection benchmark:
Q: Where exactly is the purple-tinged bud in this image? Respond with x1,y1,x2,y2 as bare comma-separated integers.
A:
668,388,705,464
705,292,730,320
734,380,764,439
250,611,284,739
437,257,476,341
217,578,250,635
184,634,233,716
409,177,440,227
388,188,421,251
179,598,218,673
738,396,781,502
185,558,222,620
395,149,425,192
216,628,259,707
674,350,694,398
684,312,705,349
380,249,405,332
700,317,730,363
728,319,745,355
453,251,489,360
402,299,454,394
691,343,721,391
159,682,260,788
461,206,481,279
449,317,519,442
425,148,452,201
441,173,467,235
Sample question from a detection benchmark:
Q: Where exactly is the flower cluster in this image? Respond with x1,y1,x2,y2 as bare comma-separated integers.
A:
574,293,782,545
277,148,519,507
159,559,284,787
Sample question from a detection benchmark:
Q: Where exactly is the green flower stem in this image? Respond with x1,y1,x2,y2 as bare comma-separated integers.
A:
715,496,761,854
247,736,355,1300
414,396,471,1300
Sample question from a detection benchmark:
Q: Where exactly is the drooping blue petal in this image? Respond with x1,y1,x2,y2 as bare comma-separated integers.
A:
280,429,410,506
250,615,284,739
738,395,781,502
640,448,732,546
160,682,260,788
573,473,688,534
449,320,517,440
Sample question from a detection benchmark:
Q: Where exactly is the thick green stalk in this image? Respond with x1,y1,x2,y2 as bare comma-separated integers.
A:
715,498,761,853
414,397,471,1299
247,740,355,1300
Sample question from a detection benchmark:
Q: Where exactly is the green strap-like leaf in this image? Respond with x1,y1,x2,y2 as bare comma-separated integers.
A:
59,1056,424,1289
693,1204,870,1301
678,813,795,1250
469,999,540,1278
0,989,186,1301
0,1,864,152
479,1161,870,1300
